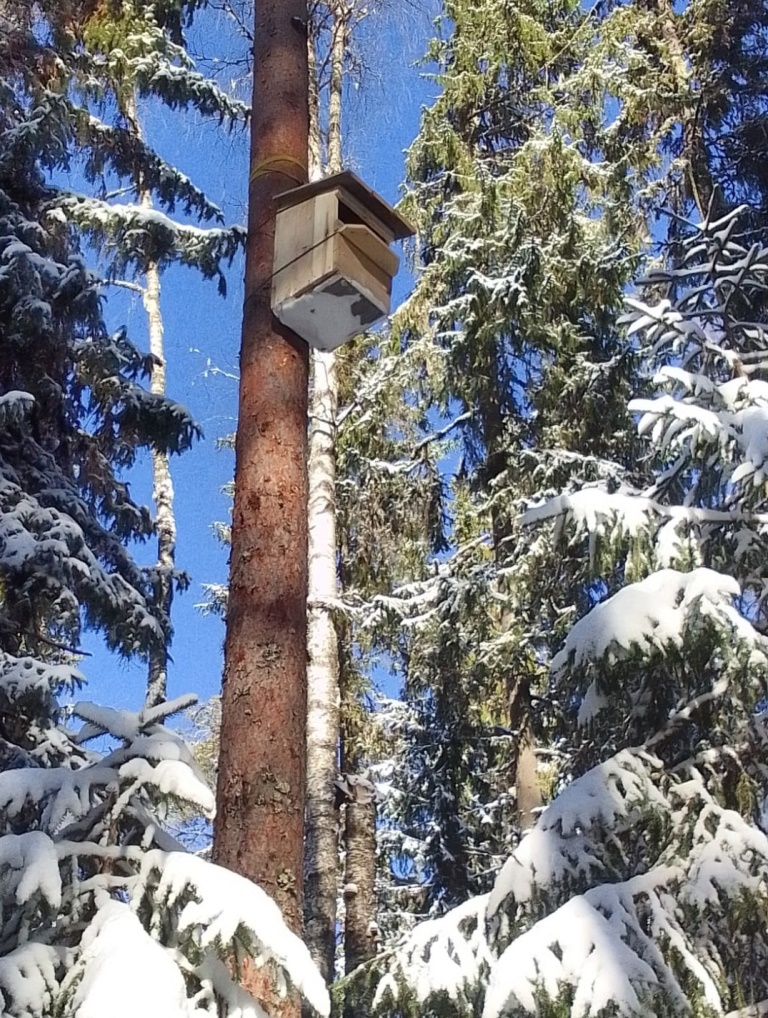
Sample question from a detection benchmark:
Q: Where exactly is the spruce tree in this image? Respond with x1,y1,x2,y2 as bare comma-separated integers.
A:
363,0,649,930
340,203,768,1018
356,0,768,952
75,0,246,708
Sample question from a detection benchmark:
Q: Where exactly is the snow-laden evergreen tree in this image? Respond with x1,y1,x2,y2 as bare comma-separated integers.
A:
360,0,651,931
0,7,328,1015
358,0,768,949
0,689,329,1018
66,0,247,287
69,0,247,706
340,206,768,1018
75,0,246,707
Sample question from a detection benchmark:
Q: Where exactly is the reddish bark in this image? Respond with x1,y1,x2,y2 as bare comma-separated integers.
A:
213,1,309,1014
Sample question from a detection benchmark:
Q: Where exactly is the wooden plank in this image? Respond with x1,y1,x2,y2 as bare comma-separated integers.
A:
334,232,392,309
310,192,337,285
339,223,399,277
335,188,396,245
273,195,334,307
274,169,415,240
272,198,398,327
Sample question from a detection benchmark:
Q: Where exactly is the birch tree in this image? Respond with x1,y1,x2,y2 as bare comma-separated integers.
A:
304,0,403,983
304,6,343,974
123,90,177,710
75,0,246,708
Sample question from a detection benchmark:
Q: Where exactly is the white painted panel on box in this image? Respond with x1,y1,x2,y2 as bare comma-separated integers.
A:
273,275,388,351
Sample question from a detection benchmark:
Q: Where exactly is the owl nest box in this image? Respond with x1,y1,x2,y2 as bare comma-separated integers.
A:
271,171,415,351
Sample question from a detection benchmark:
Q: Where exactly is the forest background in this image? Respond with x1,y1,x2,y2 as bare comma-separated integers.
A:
5,1,768,1017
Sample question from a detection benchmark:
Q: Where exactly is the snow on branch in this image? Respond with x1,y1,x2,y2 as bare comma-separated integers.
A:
488,794,768,1017
0,689,330,1018
74,109,225,222
0,390,34,427
484,889,663,1018
83,22,249,126
0,473,164,656
132,53,250,124
138,852,330,1017
64,900,192,1018
487,750,668,919
54,194,245,286
0,943,63,1018
551,567,763,679
523,486,655,560
340,893,492,1017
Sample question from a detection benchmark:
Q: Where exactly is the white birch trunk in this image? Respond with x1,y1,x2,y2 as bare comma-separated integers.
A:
124,90,175,709
303,6,344,980
304,347,341,982
144,239,176,709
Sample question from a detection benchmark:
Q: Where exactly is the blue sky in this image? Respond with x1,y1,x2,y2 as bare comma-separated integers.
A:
79,2,440,712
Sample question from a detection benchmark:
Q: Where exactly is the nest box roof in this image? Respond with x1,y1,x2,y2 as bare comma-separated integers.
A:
274,170,416,241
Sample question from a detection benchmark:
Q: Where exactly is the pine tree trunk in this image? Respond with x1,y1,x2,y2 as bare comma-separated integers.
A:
213,1,309,1013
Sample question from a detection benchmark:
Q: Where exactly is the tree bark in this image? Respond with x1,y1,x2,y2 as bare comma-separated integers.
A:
343,773,377,977
213,1,309,1014
122,90,176,711
327,2,346,173
304,345,341,984
307,17,322,182
303,0,348,984
143,242,176,709
340,622,379,994
482,357,542,831
507,676,540,830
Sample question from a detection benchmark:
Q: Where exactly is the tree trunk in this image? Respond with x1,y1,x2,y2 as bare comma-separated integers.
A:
339,621,379,995
327,2,346,172
213,1,309,1013
122,90,175,711
144,245,176,709
304,345,341,983
303,0,348,985
307,18,322,181
343,773,377,977
482,361,542,831
507,677,540,830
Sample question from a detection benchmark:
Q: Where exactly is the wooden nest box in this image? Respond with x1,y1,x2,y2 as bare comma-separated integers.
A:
271,171,415,351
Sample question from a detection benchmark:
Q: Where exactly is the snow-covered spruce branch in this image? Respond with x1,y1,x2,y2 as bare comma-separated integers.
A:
0,689,331,1018
347,410,471,477
349,747,768,1018
51,195,245,282
80,21,250,125
70,108,225,222
336,341,436,432
523,485,768,541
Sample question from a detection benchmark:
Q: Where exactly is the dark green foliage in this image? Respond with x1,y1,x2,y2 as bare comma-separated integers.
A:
0,59,197,663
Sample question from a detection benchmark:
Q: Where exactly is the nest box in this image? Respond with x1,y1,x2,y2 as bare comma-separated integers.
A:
271,171,415,351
